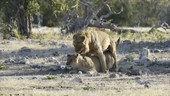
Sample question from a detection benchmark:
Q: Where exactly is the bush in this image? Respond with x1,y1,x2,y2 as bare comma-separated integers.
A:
46,20,55,27
0,63,6,70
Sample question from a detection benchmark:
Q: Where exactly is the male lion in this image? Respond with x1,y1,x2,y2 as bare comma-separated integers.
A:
73,30,119,72
66,51,115,74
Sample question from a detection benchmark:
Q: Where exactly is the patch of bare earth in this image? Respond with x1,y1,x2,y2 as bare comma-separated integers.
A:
0,31,170,96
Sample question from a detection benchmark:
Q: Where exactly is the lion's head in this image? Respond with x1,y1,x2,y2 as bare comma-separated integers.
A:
73,32,90,54
66,54,83,68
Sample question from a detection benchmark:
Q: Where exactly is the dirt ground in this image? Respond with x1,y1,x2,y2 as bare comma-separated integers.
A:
0,29,170,96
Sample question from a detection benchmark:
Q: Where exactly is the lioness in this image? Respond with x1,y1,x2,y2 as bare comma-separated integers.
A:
66,51,115,74
73,30,119,72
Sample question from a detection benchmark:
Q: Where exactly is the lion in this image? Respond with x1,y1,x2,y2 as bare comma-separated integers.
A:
73,30,120,72
66,51,115,74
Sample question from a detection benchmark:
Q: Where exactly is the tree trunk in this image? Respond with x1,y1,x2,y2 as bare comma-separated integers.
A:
28,14,32,36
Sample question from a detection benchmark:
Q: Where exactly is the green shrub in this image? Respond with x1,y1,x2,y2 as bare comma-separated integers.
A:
46,20,55,27
125,55,134,62
83,83,94,90
0,63,6,70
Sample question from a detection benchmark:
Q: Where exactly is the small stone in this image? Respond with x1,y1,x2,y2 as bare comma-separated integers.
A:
59,64,66,70
20,47,32,52
109,73,119,78
48,66,59,71
123,40,132,45
17,77,23,80
60,44,67,48
67,74,72,78
134,77,141,80
25,60,30,64
60,74,65,78
72,77,83,83
53,51,60,56
78,71,83,74
30,64,43,68
49,40,58,46
32,77,37,79
153,49,161,53
127,69,144,76
8,37,17,40
144,83,150,88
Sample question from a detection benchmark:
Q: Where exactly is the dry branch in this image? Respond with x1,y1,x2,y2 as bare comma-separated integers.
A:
61,0,123,34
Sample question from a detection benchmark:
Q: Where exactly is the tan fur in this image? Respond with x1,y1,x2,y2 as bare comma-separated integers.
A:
73,30,118,72
66,51,114,73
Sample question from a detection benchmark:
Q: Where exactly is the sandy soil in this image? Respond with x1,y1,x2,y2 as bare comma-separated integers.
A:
0,35,170,96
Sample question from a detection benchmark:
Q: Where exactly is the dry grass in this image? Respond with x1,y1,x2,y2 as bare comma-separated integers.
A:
0,27,170,96
0,75,170,96
75,27,170,42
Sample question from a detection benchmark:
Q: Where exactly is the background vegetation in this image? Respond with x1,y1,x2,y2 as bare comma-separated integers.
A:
0,0,170,38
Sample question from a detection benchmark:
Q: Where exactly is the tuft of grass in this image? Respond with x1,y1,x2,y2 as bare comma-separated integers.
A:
0,62,6,70
83,83,94,90
1,40,9,44
46,75,57,80
125,54,134,62
137,62,145,66
122,31,133,39
29,32,73,40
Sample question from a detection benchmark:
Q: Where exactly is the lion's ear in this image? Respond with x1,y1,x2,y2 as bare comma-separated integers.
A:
80,36,85,41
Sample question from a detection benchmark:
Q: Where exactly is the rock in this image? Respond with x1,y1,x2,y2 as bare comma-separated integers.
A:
127,69,143,76
78,71,83,74
18,47,33,57
144,83,150,88
139,48,150,60
86,71,98,76
164,40,170,47
17,77,23,80
47,57,58,62
134,77,141,80
123,40,132,45
60,44,67,48
118,67,130,73
8,37,17,40
150,49,162,53
27,39,40,44
127,68,150,76
48,66,60,71
30,64,44,68
138,58,152,66
60,74,66,78
53,51,60,56
59,63,66,70
32,77,37,79
49,40,58,46
135,78,151,88
139,48,152,66
67,74,72,78
4,58,15,64
20,47,32,52
72,77,83,83
18,58,30,64
109,72,119,78
69,70,78,74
